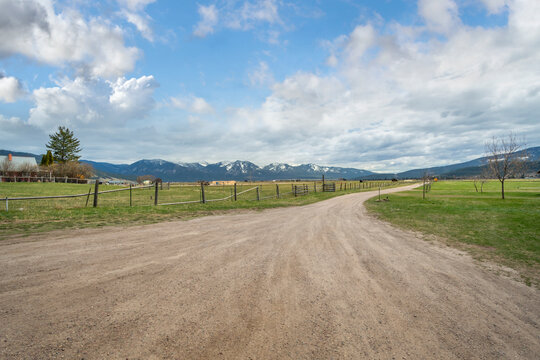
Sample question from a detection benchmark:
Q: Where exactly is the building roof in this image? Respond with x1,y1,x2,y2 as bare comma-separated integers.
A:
0,155,38,169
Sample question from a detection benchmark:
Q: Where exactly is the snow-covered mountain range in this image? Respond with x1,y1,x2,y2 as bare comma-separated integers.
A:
80,159,374,181
3,146,539,181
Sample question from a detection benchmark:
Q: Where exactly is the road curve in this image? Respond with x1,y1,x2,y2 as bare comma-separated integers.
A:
1,185,539,359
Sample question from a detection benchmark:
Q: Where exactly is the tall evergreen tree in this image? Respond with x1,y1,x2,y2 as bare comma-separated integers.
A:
46,126,82,163
47,150,54,165
40,150,54,166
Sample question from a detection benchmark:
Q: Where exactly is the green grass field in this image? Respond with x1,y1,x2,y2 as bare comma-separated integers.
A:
0,180,396,238
366,180,540,286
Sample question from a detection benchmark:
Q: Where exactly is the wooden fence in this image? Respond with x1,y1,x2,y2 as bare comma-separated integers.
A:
293,184,309,196
323,183,336,192
0,175,89,184
2,180,399,212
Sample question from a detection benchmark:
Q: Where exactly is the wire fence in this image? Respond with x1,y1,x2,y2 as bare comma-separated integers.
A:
1,180,400,212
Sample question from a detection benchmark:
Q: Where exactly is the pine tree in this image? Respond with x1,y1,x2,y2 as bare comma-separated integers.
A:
40,150,54,166
46,126,82,163
47,150,54,165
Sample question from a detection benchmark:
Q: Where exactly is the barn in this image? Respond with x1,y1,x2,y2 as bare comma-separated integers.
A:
0,154,39,182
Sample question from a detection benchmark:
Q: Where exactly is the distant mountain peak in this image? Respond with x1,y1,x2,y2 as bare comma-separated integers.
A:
11,146,539,181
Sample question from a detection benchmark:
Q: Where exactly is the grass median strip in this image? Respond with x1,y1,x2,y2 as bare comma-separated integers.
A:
365,180,540,286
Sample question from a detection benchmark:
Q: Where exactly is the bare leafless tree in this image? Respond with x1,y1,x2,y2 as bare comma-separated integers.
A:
473,168,489,193
136,174,156,184
1,158,13,176
479,165,491,193
485,133,527,199
18,163,38,176
50,161,94,179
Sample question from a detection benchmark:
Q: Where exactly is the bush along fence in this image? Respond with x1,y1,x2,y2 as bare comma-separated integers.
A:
1,180,400,212
0,175,89,184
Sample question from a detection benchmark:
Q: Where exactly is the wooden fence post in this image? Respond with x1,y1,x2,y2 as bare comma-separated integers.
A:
256,186,260,201
93,181,99,207
314,182,317,193
129,184,132,207
201,183,206,204
276,184,280,199
234,183,237,201
154,182,159,205
5,197,8,212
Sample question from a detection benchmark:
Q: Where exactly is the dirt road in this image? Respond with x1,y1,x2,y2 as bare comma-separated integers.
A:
1,185,539,359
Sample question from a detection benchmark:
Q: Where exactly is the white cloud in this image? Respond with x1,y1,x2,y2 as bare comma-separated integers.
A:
0,115,46,153
44,0,536,169
29,75,158,131
193,4,219,38
479,0,507,14
0,74,25,103
193,0,282,38
3,0,539,170
418,0,460,34
117,0,156,41
344,25,377,63
248,61,274,86
117,0,156,12
0,0,140,78
120,11,153,41
220,0,540,171
170,95,214,114
233,0,280,29
191,97,214,114
508,0,540,39
326,54,338,67
322,34,347,67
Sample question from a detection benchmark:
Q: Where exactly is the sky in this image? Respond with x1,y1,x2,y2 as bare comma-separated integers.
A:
0,0,539,172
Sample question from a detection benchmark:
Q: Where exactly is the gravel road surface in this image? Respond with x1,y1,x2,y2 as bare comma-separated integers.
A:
1,185,539,359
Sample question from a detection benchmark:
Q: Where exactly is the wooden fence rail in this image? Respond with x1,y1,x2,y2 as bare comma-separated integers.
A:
2,184,154,211
1,175,89,184
2,181,399,212
323,183,336,192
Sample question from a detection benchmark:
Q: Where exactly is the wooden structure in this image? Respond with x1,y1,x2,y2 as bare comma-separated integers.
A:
293,184,309,197
323,183,336,192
